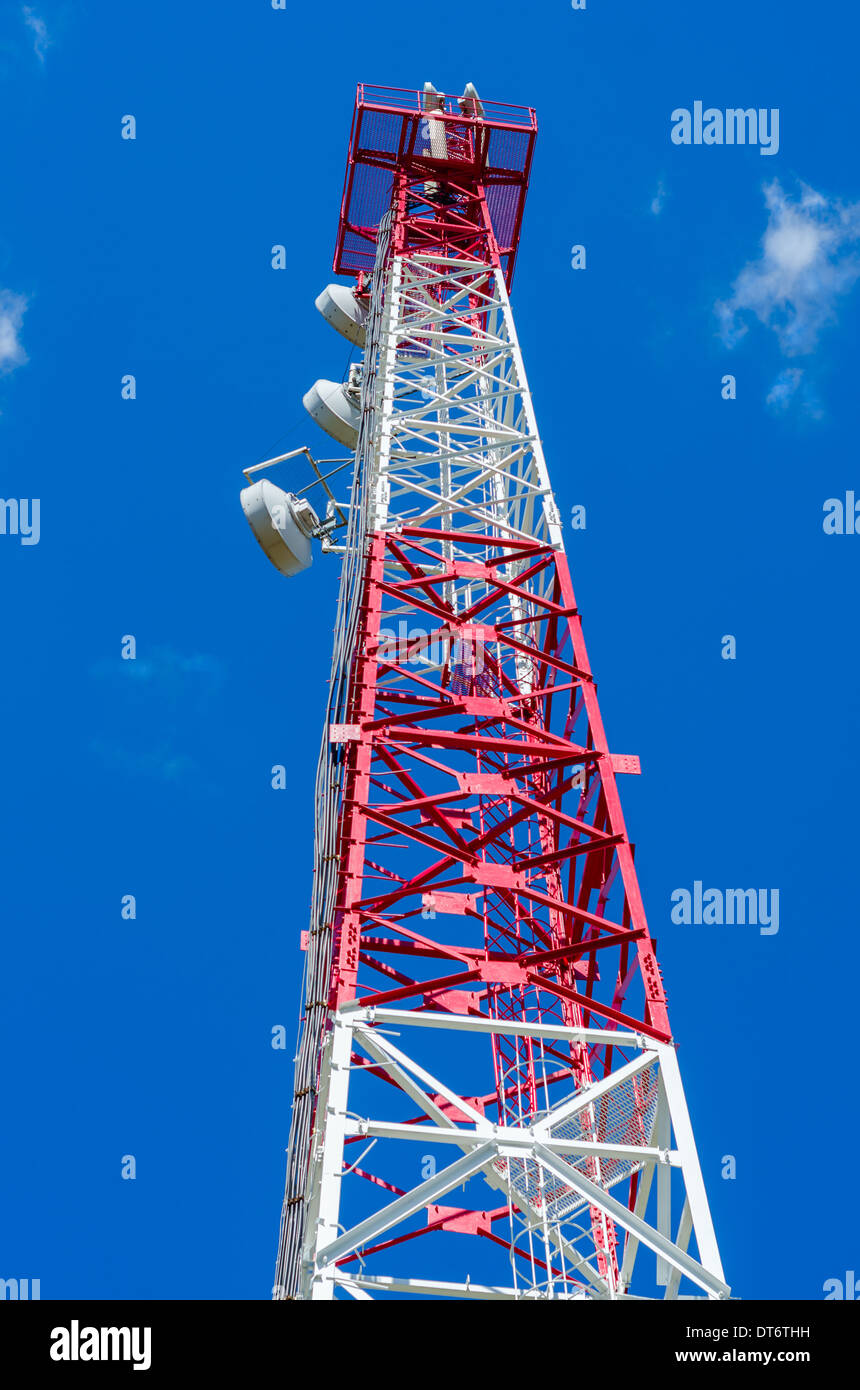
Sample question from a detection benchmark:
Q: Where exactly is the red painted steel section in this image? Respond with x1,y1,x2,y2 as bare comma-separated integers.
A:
303,85,680,1291
334,84,536,288
323,527,674,1283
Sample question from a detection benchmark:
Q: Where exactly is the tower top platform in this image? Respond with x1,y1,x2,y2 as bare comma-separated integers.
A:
334,83,538,288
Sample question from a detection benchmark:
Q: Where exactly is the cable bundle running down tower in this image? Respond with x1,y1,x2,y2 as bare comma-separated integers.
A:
246,82,728,1301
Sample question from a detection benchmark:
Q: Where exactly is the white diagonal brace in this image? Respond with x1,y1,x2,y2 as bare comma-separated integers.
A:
352,1023,491,1130
350,1036,469,1134
532,1143,730,1299
316,1141,497,1268
532,1050,657,1137
664,1198,693,1300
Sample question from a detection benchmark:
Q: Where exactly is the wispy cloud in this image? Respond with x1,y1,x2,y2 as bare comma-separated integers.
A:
90,646,226,708
650,180,667,216
119,649,226,689
89,738,198,785
0,289,28,374
716,180,860,355
765,367,822,420
89,647,227,785
716,180,860,413
22,6,50,63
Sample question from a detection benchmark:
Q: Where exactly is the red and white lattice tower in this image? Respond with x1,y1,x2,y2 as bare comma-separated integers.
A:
264,83,728,1302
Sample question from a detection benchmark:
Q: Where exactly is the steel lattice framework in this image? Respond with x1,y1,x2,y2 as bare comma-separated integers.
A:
272,84,727,1302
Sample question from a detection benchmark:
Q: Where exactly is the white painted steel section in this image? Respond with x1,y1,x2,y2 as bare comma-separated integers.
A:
656,1042,726,1286
299,1007,726,1300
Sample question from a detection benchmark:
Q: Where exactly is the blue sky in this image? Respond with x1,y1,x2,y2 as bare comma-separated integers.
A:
1,0,858,1299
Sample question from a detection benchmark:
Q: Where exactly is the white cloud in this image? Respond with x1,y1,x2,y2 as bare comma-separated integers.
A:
650,180,667,216
716,180,860,357
765,367,822,420
0,289,28,373
22,6,49,63
765,367,802,409
89,647,227,785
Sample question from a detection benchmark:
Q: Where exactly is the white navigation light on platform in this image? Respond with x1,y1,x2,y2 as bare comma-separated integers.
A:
422,81,444,112
302,376,361,449
315,283,367,347
421,79,448,187
458,82,484,119
240,478,319,577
